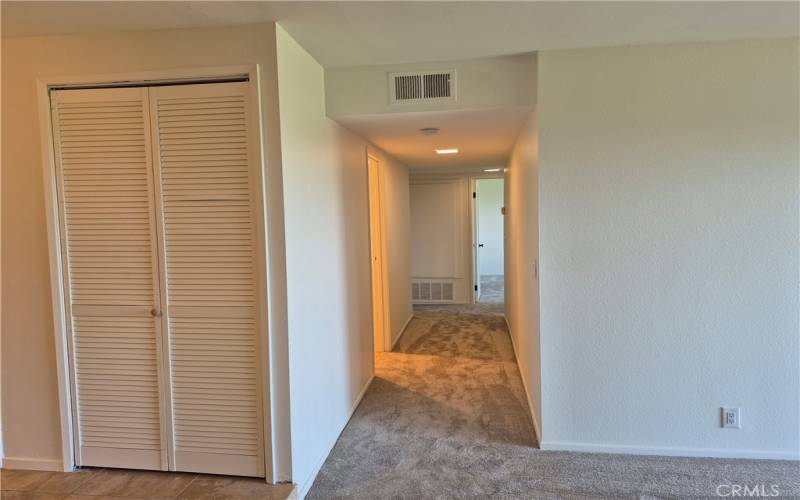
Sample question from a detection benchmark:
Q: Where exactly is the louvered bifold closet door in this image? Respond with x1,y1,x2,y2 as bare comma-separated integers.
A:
51,88,167,470
149,82,265,477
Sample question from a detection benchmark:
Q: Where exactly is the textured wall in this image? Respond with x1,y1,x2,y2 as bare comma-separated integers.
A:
538,38,799,458
504,107,541,440
276,25,375,493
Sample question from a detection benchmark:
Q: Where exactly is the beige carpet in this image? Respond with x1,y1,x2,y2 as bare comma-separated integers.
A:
307,304,799,499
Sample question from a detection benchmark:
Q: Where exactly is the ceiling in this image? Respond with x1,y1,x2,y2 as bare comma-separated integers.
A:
337,107,532,169
3,1,795,170
2,2,797,68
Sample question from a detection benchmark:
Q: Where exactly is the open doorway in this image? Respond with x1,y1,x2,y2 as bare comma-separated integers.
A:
474,177,505,304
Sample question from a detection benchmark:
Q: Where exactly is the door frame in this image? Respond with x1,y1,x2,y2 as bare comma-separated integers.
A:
470,175,504,303
36,65,278,481
472,178,481,302
366,153,391,352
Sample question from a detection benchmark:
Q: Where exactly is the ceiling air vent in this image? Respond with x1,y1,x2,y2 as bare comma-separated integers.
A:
390,70,456,104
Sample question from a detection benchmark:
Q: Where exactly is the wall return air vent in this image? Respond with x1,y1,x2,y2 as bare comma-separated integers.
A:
412,279,455,303
390,70,456,104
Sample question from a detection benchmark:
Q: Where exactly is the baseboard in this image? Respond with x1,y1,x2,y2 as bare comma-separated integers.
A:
2,457,63,471
295,374,375,499
540,441,800,461
504,316,542,446
391,313,414,351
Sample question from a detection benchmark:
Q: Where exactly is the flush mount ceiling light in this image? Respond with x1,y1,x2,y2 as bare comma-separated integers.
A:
483,168,501,172
419,127,440,136
435,148,459,155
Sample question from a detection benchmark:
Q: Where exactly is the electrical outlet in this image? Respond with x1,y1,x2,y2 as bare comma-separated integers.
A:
722,407,741,429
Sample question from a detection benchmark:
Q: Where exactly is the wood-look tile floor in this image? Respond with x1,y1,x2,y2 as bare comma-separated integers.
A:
0,468,294,500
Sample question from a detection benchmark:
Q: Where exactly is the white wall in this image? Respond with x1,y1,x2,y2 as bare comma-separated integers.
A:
504,108,541,441
410,177,472,303
275,25,379,494
538,38,799,458
0,23,292,476
476,178,504,277
368,147,413,346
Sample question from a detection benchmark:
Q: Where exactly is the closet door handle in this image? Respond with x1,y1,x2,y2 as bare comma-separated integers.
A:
150,308,162,318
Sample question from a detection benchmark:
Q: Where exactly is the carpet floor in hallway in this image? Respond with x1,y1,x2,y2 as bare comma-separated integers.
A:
478,275,504,304
307,304,799,499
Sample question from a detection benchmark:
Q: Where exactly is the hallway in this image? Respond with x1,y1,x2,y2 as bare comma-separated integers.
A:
308,303,535,498
308,305,800,499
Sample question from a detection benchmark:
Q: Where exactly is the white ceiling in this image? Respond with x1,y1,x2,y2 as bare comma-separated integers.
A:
2,2,797,68
3,1,795,169
336,107,532,169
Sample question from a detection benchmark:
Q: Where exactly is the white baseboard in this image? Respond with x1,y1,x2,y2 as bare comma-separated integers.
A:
540,441,800,461
504,317,542,445
391,314,414,351
295,374,375,499
2,457,64,471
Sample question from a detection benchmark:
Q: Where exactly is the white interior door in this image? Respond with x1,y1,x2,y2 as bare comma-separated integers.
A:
473,182,481,301
148,82,265,477
51,87,168,470
476,179,504,278
367,156,387,352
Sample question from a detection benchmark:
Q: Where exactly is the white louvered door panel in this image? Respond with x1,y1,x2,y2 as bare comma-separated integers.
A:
149,82,265,477
51,87,167,470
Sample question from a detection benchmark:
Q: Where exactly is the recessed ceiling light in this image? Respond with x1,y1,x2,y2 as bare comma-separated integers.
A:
483,168,501,172
435,148,459,155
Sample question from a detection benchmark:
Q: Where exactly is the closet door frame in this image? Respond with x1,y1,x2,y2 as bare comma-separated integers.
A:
36,66,274,481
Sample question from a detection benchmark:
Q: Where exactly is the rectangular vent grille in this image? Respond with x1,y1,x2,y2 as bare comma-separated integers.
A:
395,74,422,100
412,280,455,303
390,70,455,104
424,73,451,98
